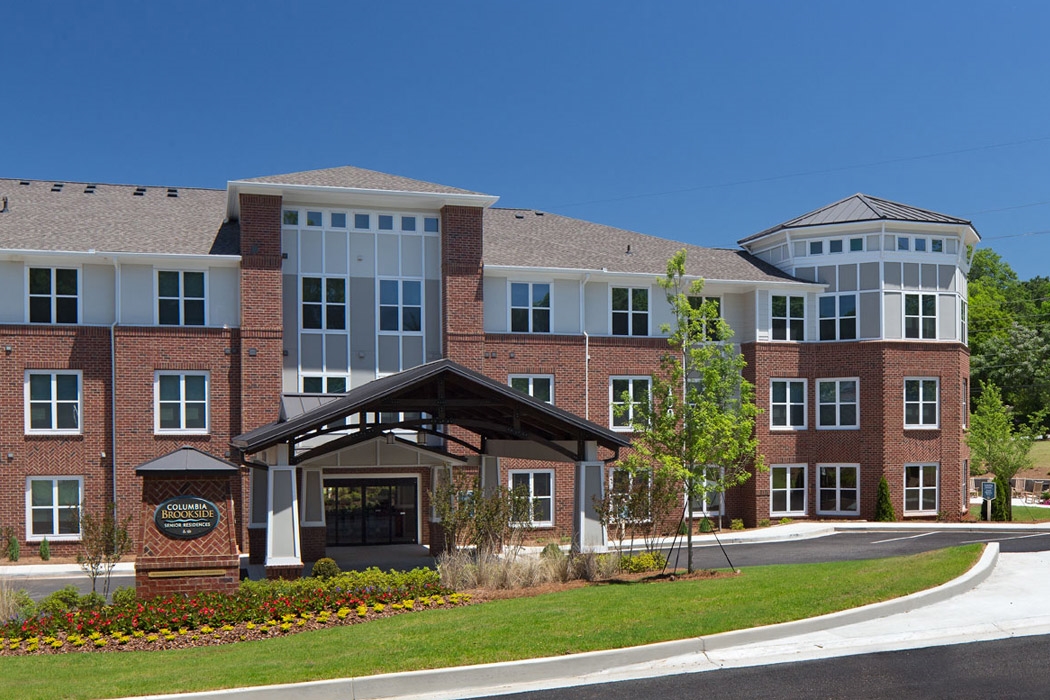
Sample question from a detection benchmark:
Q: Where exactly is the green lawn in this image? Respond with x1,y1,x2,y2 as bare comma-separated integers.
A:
0,546,982,700
969,503,1050,522
1029,440,1050,470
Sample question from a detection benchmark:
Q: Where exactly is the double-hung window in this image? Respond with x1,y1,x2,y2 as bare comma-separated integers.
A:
509,375,553,403
28,267,78,324
27,477,82,541
771,295,804,340
818,294,857,340
817,378,858,429
688,295,723,340
904,293,936,339
510,282,551,333
379,279,422,332
904,378,939,429
817,465,859,515
688,466,724,517
510,470,553,527
157,271,206,325
612,287,648,336
771,464,806,516
610,467,652,522
155,372,209,433
302,277,347,330
25,371,81,433
904,464,939,514
771,379,807,429
610,376,650,430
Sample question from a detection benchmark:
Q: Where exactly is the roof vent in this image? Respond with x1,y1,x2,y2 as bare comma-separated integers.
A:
626,244,632,256
18,181,30,186
535,211,544,216
514,213,525,219
133,187,146,197
167,188,178,198
84,184,97,194
51,183,64,192
1,196,7,213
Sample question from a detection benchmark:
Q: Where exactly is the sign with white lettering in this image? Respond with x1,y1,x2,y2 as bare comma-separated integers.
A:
154,496,220,539
982,481,996,501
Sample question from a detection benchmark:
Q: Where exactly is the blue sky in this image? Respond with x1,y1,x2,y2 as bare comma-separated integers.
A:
4,1,1049,278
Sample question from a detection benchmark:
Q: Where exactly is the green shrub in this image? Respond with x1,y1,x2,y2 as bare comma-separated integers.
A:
730,519,745,531
619,551,666,573
779,517,792,525
699,517,713,533
678,520,689,535
38,537,50,561
758,518,771,527
540,542,564,559
38,586,83,616
310,557,341,580
78,592,107,610
7,534,19,562
875,476,897,521
112,586,138,607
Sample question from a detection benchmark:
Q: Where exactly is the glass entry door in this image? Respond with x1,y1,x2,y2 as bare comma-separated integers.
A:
324,478,417,545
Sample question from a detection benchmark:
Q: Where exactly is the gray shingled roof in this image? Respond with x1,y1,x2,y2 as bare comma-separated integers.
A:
739,193,973,245
483,208,803,284
237,165,489,196
0,179,238,255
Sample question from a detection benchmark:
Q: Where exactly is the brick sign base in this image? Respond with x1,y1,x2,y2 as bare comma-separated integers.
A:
135,476,240,598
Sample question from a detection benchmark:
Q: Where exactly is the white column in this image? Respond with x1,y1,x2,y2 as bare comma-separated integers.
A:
480,455,500,497
573,440,606,553
266,443,302,567
300,467,325,527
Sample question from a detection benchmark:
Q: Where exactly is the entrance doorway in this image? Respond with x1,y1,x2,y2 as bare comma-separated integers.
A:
324,478,418,545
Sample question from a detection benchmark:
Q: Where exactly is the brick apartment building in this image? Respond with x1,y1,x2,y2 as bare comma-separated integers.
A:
0,167,977,570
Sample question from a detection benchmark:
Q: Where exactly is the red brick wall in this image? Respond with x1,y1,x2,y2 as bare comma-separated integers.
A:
441,205,484,372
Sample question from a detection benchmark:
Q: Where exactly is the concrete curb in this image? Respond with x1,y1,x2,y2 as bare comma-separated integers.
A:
124,542,1000,700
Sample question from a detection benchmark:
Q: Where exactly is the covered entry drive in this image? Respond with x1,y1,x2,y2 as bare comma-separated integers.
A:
325,477,418,545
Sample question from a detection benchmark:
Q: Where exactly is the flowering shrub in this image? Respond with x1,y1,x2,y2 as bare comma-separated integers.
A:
2,567,448,641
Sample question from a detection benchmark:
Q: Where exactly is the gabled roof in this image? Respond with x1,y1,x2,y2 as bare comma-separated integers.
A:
483,208,806,285
135,446,240,474
232,359,629,462
0,178,238,256
236,165,488,196
738,193,974,245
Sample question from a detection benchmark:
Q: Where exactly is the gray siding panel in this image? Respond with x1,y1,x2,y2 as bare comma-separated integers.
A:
402,335,424,369
378,336,399,373
651,283,672,337
282,275,298,387
282,231,298,272
120,264,154,324
0,261,23,322
921,264,937,290
723,292,754,343
552,279,579,334
756,289,769,340
794,266,816,282
350,233,375,277
350,277,375,367
82,264,114,325
424,237,440,280
325,232,348,275
300,230,323,274
483,276,507,333
584,282,608,335
817,265,836,291
939,265,956,292
859,262,880,290
839,264,857,292
884,292,902,339
860,292,881,339
376,235,399,276
903,263,920,289
884,262,901,289
939,295,958,340
425,279,441,361
401,235,423,277
301,334,323,371
209,267,240,327
326,334,348,373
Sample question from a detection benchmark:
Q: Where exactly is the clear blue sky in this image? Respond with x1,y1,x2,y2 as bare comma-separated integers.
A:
4,1,1049,279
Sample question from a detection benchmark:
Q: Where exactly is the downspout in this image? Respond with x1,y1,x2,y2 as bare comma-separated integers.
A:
110,258,120,526
580,274,591,420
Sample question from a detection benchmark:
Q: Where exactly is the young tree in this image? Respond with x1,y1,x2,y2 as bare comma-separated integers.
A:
966,382,1043,521
77,503,133,599
614,249,764,572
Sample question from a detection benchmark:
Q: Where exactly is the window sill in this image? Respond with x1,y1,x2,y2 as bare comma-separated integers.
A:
816,426,860,431
903,511,939,517
155,431,211,437
904,426,940,431
771,512,807,518
25,431,82,438
27,535,80,543
816,511,860,517
770,426,807,432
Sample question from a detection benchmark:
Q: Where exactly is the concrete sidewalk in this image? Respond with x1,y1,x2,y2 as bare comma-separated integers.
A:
124,521,1050,700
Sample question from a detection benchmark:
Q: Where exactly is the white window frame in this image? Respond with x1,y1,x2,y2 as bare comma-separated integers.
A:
509,374,554,404
816,464,860,516
904,377,939,429
508,281,552,334
509,469,554,527
771,295,805,341
301,275,348,331
770,378,807,430
26,476,83,542
154,371,210,434
816,378,859,430
609,467,653,523
378,277,424,335
818,292,857,341
610,286,650,337
688,465,724,518
26,266,80,324
156,269,207,326
904,293,937,339
24,370,82,435
904,463,939,515
610,376,651,431
770,464,807,517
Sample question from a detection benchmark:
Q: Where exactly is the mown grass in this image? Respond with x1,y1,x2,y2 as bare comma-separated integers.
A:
1,545,982,700
969,503,1050,522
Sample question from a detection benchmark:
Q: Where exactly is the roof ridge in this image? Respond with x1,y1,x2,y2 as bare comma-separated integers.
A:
0,177,222,192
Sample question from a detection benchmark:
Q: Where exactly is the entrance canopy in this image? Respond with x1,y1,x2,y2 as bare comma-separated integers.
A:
231,359,629,465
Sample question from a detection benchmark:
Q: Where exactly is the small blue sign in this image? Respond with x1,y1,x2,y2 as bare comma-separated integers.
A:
982,481,996,501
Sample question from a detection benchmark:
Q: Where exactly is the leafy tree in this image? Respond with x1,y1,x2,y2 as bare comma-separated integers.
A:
966,382,1044,521
614,249,764,572
431,473,533,556
77,504,133,598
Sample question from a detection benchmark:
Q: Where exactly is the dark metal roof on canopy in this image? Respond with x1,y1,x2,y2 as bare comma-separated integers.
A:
135,446,240,474
231,359,630,465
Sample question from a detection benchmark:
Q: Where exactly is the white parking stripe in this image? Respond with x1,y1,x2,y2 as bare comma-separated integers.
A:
871,532,936,544
960,533,1050,544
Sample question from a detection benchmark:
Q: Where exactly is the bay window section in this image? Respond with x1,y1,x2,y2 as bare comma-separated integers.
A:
818,294,856,340
771,295,804,341
904,293,936,339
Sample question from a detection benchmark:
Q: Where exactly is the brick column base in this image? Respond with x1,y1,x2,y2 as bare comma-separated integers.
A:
136,556,241,599
266,564,304,580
